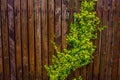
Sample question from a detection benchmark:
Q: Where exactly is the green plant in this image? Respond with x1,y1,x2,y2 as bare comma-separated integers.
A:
45,0,104,80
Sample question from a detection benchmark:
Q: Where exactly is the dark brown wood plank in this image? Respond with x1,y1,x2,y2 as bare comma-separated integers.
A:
93,33,100,80
55,0,62,52
68,71,74,80
81,66,87,80
62,0,67,52
14,0,23,79
87,63,93,80
111,0,119,80
105,0,114,79
69,0,74,23
48,0,54,65
74,68,80,79
34,0,42,79
0,33,3,80
93,0,102,80
111,20,119,79
118,43,120,78
41,0,48,79
1,0,10,80
116,0,120,80
0,1,3,78
0,23,3,80
21,0,29,79
27,0,35,79
93,45,100,80
8,0,16,79
76,0,81,13
99,0,108,80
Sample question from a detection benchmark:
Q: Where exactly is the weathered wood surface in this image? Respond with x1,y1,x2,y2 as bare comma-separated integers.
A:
0,0,120,80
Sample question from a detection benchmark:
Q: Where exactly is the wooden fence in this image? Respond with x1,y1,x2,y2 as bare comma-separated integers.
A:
0,0,120,80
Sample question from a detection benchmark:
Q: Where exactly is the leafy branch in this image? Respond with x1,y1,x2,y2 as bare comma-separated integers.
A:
45,0,104,80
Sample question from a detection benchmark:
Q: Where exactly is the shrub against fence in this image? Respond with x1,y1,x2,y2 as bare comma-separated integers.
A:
0,0,120,80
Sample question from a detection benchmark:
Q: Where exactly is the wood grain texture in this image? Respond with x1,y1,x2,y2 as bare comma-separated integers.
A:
87,63,93,80
115,0,120,79
41,0,48,80
105,0,114,79
76,0,81,13
81,66,87,80
93,0,102,80
34,0,42,79
0,0,3,79
0,0,120,80
55,0,62,52
99,0,108,80
48,0,54,67
14,0,23,79
21,0,29,79
62,0,67,52
69,0,74,23
8,0,16,80
0,21,3,80
111,0,119,80
1,0,10,80
28,0,35,79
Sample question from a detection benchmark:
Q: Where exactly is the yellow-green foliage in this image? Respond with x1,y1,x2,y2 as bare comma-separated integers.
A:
45,0,102,80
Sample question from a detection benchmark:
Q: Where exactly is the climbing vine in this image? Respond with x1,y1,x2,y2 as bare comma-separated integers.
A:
45,0,104,80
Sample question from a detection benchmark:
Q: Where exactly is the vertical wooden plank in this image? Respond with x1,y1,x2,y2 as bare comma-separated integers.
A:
1,0,10,80
0,20,3,80
41,0,48,79
62,0,67,52
28,0,35,79
14,0,22,79
111,0,119,79
93,0,102,80
48,0,54,65
76,0,79,13
21,0,29,79
87,63,93,80
105,0,114,79
74,68,80,79
81,66,87,80
8,0,16,79
34,0,42,79
0,27,3,80
76,0,81,13
99,0,108,80
116,0,120,79
55,0,62,52
0,0,3,79
69,0,74,23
